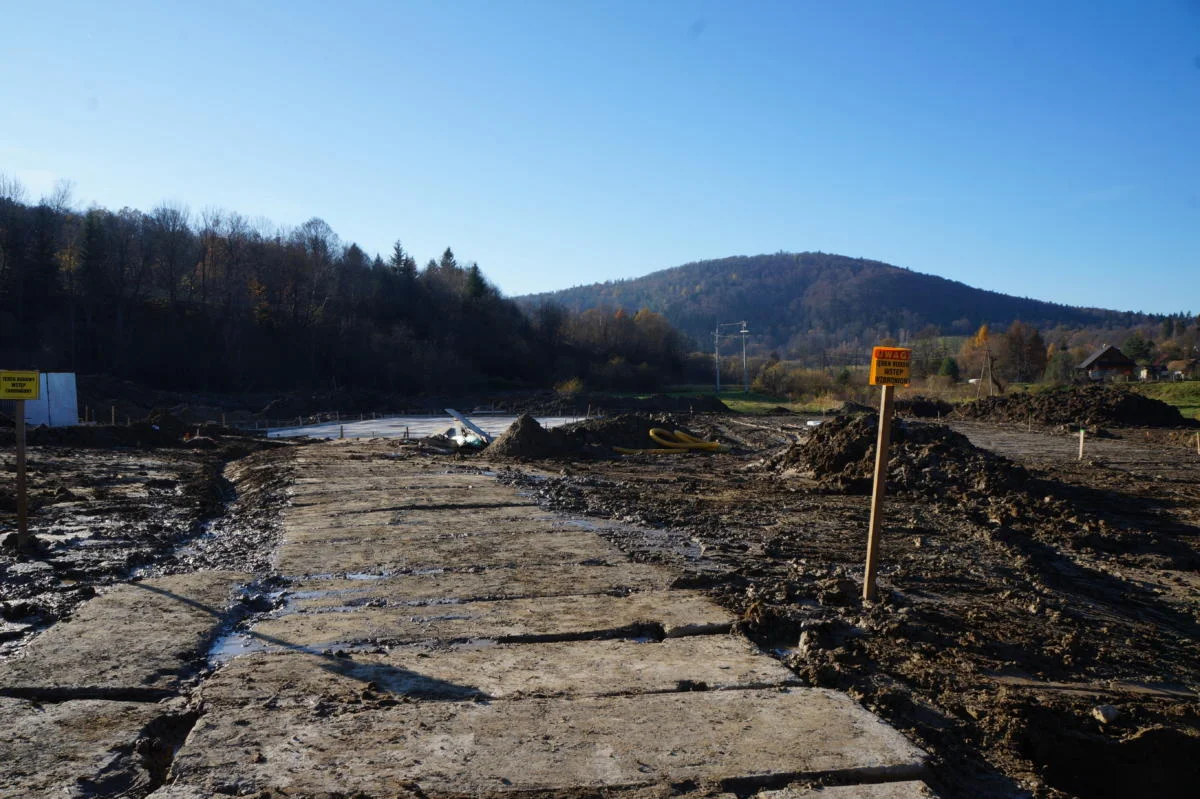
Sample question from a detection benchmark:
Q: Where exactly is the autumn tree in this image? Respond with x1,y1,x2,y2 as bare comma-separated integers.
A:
997,321,1048,383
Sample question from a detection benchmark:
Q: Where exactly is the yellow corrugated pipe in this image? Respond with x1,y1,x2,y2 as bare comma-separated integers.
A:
614,428,729,455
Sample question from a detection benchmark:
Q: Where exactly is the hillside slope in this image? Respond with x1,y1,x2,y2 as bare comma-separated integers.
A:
521,252,1153,350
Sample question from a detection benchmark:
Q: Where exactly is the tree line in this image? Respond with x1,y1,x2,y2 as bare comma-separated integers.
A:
0,176,685,394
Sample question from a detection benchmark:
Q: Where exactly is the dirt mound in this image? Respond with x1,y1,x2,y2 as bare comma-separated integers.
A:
488,413,689,460
559,413,688,453
0,424,175,448
955,385,1193,428
147,409,189,438
894,395,954,418
831,400,874,415
772,414,1026,494
486,414,568,459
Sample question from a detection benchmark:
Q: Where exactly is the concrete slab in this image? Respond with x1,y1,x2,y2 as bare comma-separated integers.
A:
250,590,733,648
166,688,927,796
286,560,671,608
0,572,245,697
288,484,535,510
0,696,164,798
279,515,578,544
291,474,510,490
759,781,937,797
273,528,617,576
203,636,798,705
282,512,570,537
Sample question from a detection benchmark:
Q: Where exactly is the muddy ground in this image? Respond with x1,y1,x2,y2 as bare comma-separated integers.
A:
0,434,291,657
494,413,1200,799
3,401,1199,799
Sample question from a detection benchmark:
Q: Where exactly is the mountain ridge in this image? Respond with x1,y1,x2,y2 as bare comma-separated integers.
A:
520,252,1162,351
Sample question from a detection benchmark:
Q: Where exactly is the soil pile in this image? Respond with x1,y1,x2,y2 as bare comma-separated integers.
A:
831,400,874,415
955,385,1193,428
772,414,1026,494
486,414,568,459
559,413,691,453
894,395,954,418
489,413,694,460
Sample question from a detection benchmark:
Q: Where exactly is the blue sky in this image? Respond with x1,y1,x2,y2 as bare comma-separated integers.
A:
2,0,1197,314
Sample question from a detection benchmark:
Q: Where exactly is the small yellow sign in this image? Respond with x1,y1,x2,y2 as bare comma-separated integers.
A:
869,347,911,386
0,370,40,400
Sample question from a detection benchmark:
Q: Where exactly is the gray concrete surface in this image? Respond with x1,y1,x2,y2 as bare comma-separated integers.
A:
161,444,929,795
0,696,165,798
250,589,734,648
202,635,798,704
2,441,930,796
285,560,671,607
0,571,245,697
273,526,618,575
169,688,926,796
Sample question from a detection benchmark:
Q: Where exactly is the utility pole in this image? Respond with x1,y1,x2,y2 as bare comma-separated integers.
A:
714,325,721,394
714,321,751,395
740,322,750,393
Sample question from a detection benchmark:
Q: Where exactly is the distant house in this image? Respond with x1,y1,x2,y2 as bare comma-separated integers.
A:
1078,345,1137,382
1137,364,1169,382
1167,359,1199,381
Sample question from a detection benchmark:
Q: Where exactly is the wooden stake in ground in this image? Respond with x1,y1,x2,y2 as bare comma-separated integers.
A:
863,384,896,602
15,398,29,552
1,370,40,554
1079,428,1085,460
863,346,911,602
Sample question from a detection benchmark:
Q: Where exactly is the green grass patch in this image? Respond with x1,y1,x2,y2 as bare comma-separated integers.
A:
1131,381,1200,421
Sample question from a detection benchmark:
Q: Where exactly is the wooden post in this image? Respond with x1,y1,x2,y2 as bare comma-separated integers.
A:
1078,428,1085,460
863,384,896,602
111,405,116,425
15,399,31,554
1195,431,1199,455
339,425,345,440
221,412,226,426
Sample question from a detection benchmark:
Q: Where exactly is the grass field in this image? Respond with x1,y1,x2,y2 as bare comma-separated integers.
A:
1131,381,1200,421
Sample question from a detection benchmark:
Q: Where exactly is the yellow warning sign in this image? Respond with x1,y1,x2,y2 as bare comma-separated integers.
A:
0,370,40,400
868,347,911,386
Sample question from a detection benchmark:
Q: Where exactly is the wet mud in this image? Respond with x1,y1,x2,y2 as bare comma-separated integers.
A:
5,398,1199,798
0,435,291,656
497,412,1200,799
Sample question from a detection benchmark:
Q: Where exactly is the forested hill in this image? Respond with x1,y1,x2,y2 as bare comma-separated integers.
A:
0,188,685,394
522,252,1160,352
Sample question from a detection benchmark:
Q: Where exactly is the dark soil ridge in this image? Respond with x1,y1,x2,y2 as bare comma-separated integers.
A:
769,414,1027,496
954,385,1195,428
488,413,700,460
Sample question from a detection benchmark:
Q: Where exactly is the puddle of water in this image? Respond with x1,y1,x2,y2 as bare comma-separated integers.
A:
208,631,274,663
564,518,608,531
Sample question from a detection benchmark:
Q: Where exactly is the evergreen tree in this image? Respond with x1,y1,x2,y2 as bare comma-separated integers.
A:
937,356,960,381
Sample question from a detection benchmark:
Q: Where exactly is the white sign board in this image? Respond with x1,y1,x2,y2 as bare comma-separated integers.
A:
23,372,79,427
